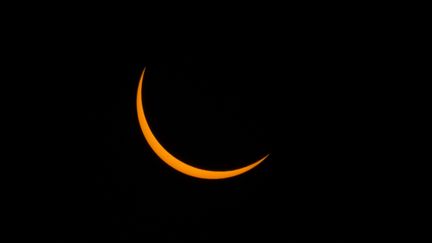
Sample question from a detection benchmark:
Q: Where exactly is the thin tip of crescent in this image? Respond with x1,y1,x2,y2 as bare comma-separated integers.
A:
140,67,146,79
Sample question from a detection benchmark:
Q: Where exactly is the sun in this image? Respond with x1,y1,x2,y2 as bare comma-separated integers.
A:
137,67,269,179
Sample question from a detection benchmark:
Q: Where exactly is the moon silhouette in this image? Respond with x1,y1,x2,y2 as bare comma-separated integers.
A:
136,68,269,179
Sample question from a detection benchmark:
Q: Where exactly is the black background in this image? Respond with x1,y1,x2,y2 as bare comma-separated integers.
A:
9,6,393,242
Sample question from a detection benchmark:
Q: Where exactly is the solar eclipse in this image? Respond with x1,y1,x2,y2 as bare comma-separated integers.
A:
136,68,269,179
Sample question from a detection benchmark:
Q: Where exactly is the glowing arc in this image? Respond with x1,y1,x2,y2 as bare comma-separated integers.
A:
136,68,269,179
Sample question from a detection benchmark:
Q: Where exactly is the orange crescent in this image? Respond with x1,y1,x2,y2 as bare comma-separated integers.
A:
137,68,269,179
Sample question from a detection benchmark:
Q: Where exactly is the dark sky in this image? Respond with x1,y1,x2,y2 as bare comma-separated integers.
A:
11,8,391,242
